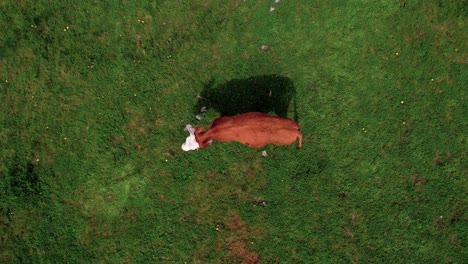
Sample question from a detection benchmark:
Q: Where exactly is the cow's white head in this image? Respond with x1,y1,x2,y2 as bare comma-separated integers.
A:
181,124,200,151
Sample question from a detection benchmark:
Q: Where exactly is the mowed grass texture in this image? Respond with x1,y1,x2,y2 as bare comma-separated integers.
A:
0,0,466,263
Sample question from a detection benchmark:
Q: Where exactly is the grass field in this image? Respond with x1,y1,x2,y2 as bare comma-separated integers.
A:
1,0,466,263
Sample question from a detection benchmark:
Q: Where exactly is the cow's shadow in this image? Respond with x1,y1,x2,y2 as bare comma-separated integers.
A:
195,75,297,119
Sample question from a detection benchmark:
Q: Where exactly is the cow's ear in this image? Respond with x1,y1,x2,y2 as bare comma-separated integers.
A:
194,127,204,146
195,126,204,135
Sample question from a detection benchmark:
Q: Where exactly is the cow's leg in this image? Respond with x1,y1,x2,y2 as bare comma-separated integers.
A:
297,132,303,149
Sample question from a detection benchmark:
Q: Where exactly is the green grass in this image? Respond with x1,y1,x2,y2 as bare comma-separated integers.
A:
1,0,466,263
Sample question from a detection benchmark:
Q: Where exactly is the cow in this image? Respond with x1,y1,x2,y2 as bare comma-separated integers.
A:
181,112,302,151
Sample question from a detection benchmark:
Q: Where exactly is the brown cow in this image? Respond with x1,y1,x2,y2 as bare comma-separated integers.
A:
193,112,302,149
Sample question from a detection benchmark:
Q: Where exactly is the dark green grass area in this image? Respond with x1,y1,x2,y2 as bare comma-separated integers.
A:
1,0,466,263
